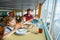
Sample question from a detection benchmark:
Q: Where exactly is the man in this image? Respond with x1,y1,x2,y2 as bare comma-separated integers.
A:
24,9,33,22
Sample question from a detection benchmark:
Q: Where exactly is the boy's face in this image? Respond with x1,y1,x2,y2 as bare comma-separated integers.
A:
9,19,16,26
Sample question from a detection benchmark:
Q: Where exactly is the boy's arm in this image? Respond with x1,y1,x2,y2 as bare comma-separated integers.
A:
2,29,16,39
2,24,21,39
2,23,22,39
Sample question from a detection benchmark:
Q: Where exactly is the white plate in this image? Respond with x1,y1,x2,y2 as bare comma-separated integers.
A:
15,29,30,35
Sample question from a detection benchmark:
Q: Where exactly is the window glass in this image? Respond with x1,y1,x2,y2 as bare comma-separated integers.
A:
53,0,60,39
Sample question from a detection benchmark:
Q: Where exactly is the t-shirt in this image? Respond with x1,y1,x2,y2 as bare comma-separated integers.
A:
24,14,33,21
4,27,14,34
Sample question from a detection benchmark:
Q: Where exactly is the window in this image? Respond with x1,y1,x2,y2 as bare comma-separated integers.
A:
53,0,60,39
16,12,22,16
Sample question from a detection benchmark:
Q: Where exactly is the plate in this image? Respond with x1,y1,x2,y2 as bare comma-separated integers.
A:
15,28,30,35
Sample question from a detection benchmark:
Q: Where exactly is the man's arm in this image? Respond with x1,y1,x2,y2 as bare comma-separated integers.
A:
27,18,33,22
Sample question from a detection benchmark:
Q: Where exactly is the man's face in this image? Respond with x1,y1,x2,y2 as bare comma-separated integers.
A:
27,11,31,14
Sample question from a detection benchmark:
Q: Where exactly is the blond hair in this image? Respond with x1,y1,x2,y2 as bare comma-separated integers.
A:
4,17,15,24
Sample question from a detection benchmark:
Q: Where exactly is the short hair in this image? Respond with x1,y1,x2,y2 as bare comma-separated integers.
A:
27,8,32,12
4,17,15,24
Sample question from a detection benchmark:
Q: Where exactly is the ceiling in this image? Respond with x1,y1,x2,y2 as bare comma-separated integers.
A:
0,0,45,10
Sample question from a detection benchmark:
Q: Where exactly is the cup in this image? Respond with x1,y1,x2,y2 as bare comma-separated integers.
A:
39,28,43,33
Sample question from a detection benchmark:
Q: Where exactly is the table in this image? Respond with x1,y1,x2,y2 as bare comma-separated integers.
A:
4,29,46,40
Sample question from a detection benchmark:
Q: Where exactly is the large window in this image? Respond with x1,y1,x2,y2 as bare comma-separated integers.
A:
41,0,60,40
41,0,53,30
53,0,60,39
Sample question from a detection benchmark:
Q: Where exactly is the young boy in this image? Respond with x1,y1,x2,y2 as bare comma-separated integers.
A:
2,17,22,39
